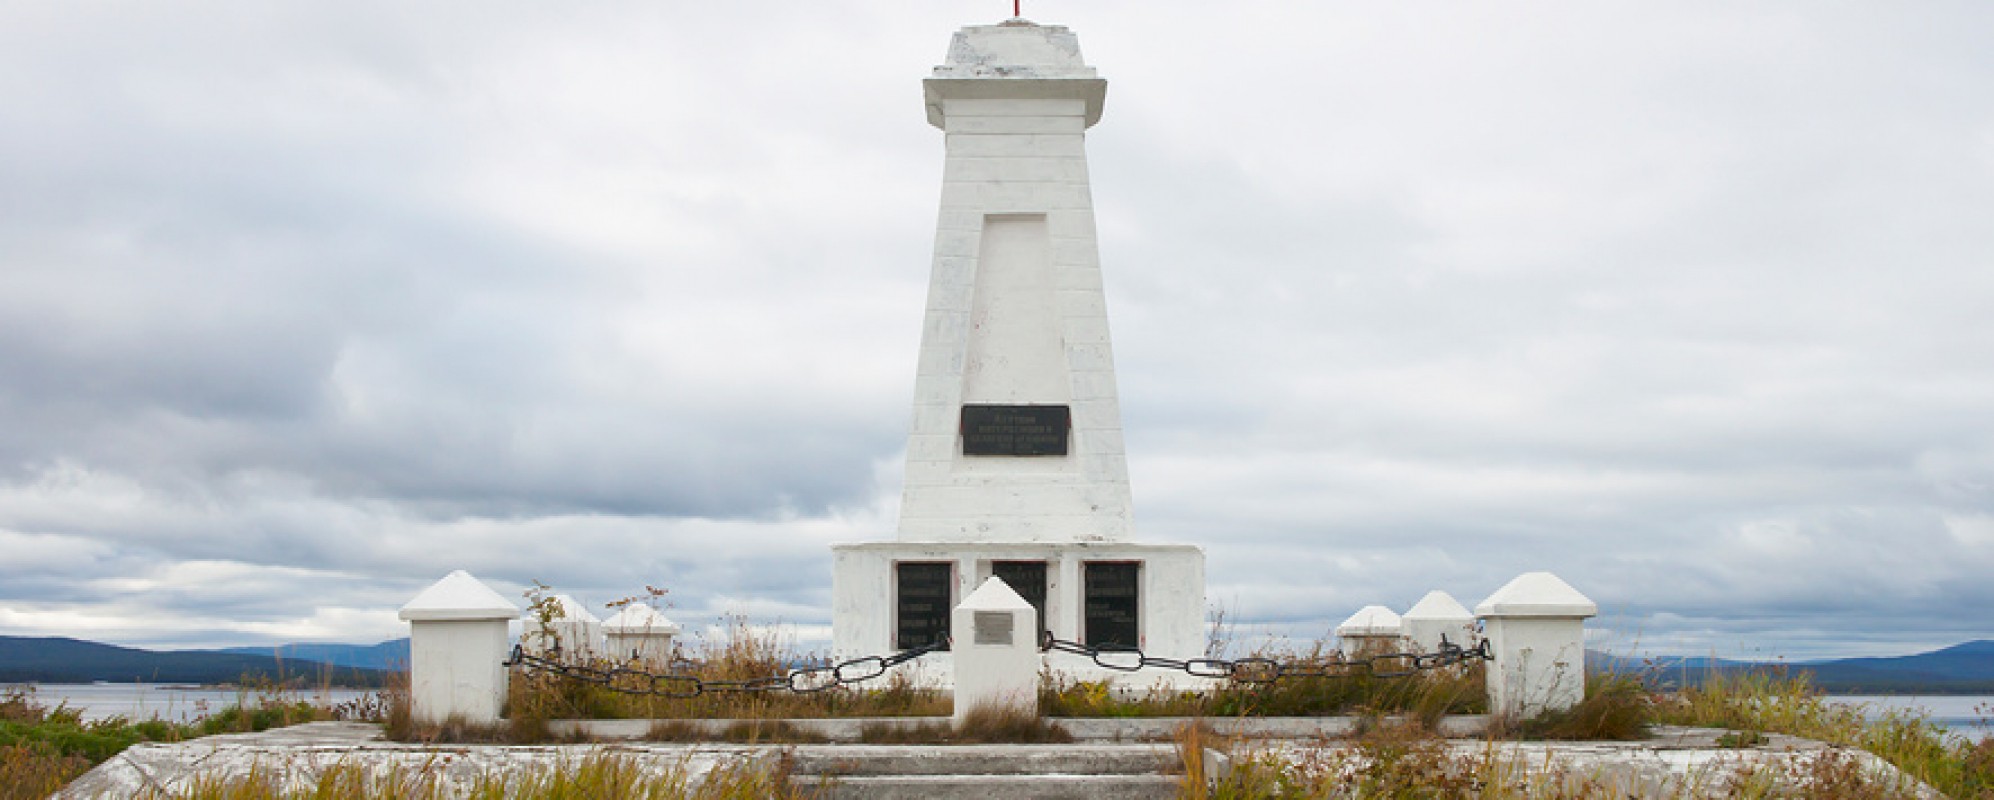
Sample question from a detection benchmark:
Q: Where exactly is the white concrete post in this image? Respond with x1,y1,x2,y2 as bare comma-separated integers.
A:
602,604,681,665
1475,571,1597,718
520,594,603,660
1402,590,1478,654
951,577,1040,725
398,570,519,725
1335,605,1403,658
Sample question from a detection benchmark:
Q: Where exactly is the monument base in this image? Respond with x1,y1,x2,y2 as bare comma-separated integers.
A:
830,540,1205,687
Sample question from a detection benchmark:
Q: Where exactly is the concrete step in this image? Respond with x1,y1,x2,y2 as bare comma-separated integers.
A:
800,773,1182,800
786,743,1181,777
784,744,1187,799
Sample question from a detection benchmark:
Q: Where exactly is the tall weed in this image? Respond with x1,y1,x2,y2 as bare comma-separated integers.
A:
1513,675,1651,741
1655,668,1991,798
1041,659,1487,720
141,752,819,799
491,611,948,736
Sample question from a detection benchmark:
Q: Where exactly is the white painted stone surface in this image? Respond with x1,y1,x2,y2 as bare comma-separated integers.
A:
62,722,1946,800
951,577,1040,724
398,570,518,725
520,593,603,660
832,541,1205,686
603,605,681,665
897,20,1132,545
831,18,1206,680
1476,571,1598,718
1402,590,1478,654
1335,605,1403,658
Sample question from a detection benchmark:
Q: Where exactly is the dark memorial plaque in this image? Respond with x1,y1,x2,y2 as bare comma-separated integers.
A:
961,404,1070,456
895,562,952,650
1084,562,1140,648
991,560,1049,640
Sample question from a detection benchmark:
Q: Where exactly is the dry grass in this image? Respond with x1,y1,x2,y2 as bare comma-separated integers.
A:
1191,724,1516,799
1511,675,1652,741
0,743,92,800
3,682,382,800
647,719,829,744
496,612,949,733
1188,726,1941,799
137,751,821,800
1720,748,1930,800
1177,665,1991,799
1041,658,1488,722
1654,669,1994,798
853,703,1074,744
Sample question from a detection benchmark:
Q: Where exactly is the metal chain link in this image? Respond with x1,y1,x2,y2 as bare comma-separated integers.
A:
503,637,950,699
1038,632,1492,682
507,632,1490,698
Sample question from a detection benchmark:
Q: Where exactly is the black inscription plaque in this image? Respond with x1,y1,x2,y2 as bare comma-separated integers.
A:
896,562,952,650
991,560,1049,641
1084,561,1140,649
961,404,1070,456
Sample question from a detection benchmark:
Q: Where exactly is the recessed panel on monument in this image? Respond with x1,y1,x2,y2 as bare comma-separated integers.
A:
895,562,952,650
991,560,1049,639
1084,562,1140,648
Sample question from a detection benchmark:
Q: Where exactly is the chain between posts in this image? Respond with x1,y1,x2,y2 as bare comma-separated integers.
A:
1038,632,1492,682
502,637,950,699
506,633,1490,698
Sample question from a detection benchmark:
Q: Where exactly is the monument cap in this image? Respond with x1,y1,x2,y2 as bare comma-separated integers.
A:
399,570,519,622
527,594,601,624
1336,605,1403,636
1475,572,1598,618
602,604,681,636
1403,590,1474,622
958,575,1033,611
925,22,1107,128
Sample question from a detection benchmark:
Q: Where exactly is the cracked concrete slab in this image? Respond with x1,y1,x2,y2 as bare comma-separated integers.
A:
54,720,1946,799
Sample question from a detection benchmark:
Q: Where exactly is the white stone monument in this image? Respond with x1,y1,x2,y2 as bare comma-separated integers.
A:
520,594,603,660
602,604,682,665
1476,571,1597,718
1402,590,1478,654
951,577,1041,723
399,570,518,725
1335,605,1404,658
832,18,1205,683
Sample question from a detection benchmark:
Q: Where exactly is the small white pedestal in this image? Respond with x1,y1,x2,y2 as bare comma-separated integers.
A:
951,577,1041,725
603,605,681,665
399,570,518,725
520,593,602,660
1336,605,1403,658
1476,572,1597,719
1403,590,1478,654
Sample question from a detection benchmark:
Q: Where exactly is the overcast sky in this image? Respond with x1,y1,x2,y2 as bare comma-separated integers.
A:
2,2,1990,661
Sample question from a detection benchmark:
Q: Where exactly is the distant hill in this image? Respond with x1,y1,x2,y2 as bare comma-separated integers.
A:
0,636,391,687
221,639,409,672
1592,640,1994,694
8,634,1991,694
1801,640,1994,693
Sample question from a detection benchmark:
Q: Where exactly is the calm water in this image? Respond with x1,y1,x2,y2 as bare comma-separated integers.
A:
19,683,378,723
1828,695,1993,742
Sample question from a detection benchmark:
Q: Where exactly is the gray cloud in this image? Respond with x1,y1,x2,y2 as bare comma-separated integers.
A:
1,2,1990,659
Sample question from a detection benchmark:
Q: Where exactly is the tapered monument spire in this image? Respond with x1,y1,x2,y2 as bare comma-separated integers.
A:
898,21,1130,544
832,20,1204,680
